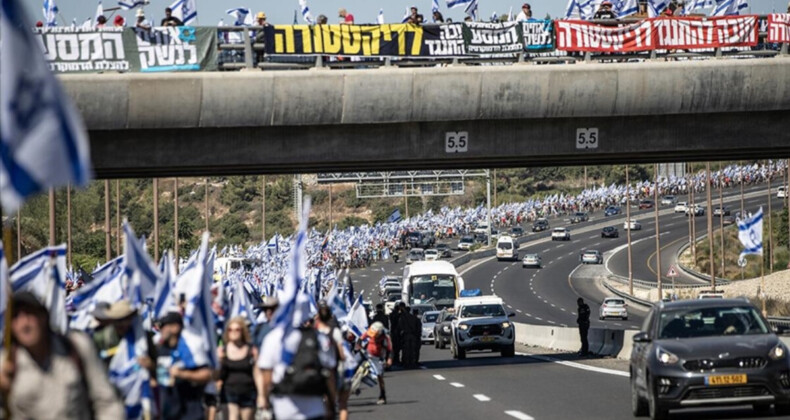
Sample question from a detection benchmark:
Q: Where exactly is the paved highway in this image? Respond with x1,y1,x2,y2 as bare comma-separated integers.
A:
339,185,788,420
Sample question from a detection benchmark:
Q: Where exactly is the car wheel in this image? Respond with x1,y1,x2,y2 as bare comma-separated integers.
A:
631,375,648,417
648,376,669,420
501,344,515,358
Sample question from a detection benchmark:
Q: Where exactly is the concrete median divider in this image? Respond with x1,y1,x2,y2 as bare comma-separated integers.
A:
515,322,638,361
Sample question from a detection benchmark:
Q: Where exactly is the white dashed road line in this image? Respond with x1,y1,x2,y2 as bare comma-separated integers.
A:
474,394,492,402
433,375,446,381
450,382,465,388
516,309,522,313
517,352,629,378
505,410,535,420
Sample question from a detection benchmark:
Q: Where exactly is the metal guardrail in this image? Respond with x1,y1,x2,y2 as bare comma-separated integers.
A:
675,233,731,286
602,276,655,308
216,17,790,71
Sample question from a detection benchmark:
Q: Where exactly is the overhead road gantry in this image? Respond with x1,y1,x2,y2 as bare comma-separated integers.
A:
62,58,790,178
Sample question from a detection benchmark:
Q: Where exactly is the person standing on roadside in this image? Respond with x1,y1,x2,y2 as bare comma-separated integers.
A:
389,303,403,365
576,297,591,356
0,292,124,420
372,303,389,330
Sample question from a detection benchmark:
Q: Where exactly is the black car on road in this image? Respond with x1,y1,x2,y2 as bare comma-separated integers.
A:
532,218,550,232
605,206,621,217
434,308,455,349
630,298,790,419
601,226,619,238
570,212,589,224
435,243,453,258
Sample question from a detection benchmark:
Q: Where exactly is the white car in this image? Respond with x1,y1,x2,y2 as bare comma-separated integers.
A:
779,186,787,198
522,253,542,268
424,249,440,261
551,227,571,241
421,310,440,343
580,250,603,264
660,195,677,206
623,219,642,230
599,297,628,320
458,236,474,251
406,248,425,264
674,202,688,213
451,296,515,359
496,236,518,261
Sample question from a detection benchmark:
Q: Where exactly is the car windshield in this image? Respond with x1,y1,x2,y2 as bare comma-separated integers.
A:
554,228,565,232
605,299,625,306
410,275,457,304
461,304,506,318
657,306,769,339
437,244,448,249
461,237,473,243
409,251,423,257
386,294,401,302
584,251,598,257
423,313,439,323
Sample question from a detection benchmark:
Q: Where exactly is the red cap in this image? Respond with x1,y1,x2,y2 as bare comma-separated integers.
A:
114,15,125,25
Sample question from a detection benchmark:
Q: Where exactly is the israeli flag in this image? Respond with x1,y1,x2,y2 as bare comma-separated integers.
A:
152,250,177,321
614,0,638,17
69,268,125,330
344,294,368,337
712,0,748,16
108,318,152,420
684,0,716,14
0,0,92,214
226,7,252,26
401,7,411,23
432,0,440,12
648,0,670,17
43,0,58,27
124,223,159,310
178,232,218,368
0,244,9,339
465,0,478,20
10,245,68,334
299,0,314,24
737,207,763,266
169,0,197,25
94,0,104,25
377,9,384,24
491,11,498,22
564,0,583,18
446,0,473,10
118,0,147,10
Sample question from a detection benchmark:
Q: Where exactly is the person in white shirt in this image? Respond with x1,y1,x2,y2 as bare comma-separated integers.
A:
515,3,533,21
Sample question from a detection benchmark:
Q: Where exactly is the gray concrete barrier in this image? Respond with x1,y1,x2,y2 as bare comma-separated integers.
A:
515,321,638,361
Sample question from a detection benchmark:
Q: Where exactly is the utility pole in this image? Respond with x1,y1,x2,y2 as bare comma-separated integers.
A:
328,183,332,230
16,208,21,260
706,162,715,291
486,169,492,248
493,169,497,207
105,180,111,261
49,189,56,247
626,165,633,296
584,166,588,190
116,180,120,256
739,162,744,280
67,184,72,268
718,162,725,279
654,164,662,300
153,178,159,262
767,162,773,273
174,177,179,268
205,178,209,233
262,176,266,240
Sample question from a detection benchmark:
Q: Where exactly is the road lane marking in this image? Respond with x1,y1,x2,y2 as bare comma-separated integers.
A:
505,410,535,420
535,317,543,321
433,375,446,381
525,313,532,317
507,305,513,308
517,352,629,378
474,394,491,402
450,382,465,388
516,309,522,313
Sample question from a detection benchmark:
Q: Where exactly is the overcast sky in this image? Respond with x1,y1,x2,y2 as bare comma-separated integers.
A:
23,0,785,26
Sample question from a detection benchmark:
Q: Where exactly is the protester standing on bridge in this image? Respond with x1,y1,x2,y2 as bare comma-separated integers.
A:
576,298,591,357
161,7,183,27
594,1,618,19
515,3,532,21
0,292,124,420
338,8,355,24
135,9,151,30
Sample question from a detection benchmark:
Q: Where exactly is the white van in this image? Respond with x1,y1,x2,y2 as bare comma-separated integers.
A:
496,236,518,261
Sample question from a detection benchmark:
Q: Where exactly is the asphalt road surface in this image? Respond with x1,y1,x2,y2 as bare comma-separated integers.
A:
341,184,788,420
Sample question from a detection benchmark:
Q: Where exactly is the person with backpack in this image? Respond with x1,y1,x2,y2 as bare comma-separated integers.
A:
257,315,338,420
218,317,259,420
359,322,392,405
0,291,124,420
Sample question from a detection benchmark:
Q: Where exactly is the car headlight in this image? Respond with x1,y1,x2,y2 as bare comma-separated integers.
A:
443,326,451,332
656,348,679,365
501,322,511,329
458,324,469,331
769,344,786,361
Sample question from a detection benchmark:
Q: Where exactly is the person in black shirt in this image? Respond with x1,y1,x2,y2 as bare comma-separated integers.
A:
576,298,592,356
161,7,183,27
593,1,618,19
372,304,389,331
389,304,403,365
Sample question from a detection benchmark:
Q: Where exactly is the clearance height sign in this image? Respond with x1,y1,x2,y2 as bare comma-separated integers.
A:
263,22,554,57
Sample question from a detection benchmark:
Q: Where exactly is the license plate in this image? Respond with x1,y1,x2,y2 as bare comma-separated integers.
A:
481,336,495,342
706,374,747,386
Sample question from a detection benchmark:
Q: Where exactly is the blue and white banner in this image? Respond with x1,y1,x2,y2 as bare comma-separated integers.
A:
298,0,314,24
446,0,473,9
614,0,639,17
737,207,763,266
9,245,68,333
118,0,147,10
169,0,197,25
43,0,58,27
0,0,93,213
648,0,670,17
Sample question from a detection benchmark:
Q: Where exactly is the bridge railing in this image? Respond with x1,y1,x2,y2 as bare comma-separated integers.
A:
216,15,789,71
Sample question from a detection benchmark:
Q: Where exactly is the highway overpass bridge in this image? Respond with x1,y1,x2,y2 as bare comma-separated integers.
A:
63,58,790,178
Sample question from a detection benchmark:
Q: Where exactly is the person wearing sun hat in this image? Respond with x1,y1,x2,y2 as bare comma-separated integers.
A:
91,299,153,370
135,8,151,30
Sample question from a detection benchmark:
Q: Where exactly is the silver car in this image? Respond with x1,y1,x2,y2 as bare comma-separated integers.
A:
406,248,425,264
522,253,542,268
421,310,440,343
599,297,628,320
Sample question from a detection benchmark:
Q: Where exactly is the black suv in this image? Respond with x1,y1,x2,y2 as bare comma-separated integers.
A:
532,219,550,232
630,299,790,419
433,308,455,349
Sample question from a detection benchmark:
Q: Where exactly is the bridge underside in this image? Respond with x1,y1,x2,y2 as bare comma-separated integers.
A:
91,110,790,178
